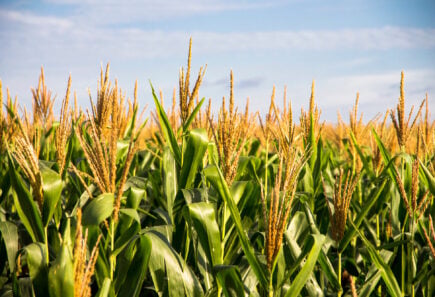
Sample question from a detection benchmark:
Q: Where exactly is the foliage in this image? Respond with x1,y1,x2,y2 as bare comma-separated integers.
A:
0,41,434,297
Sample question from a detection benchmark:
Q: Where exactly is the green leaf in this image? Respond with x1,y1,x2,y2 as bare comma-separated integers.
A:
307,111,317,170
428,275,435,297
351,220,401,297
48,244,74,297
284,215,325,296
82,193,114,226
150,82,181,164
61,126,76,180
372,128,391,167
312,137,323,190
339,179,387,252
215,265,245,297
317,250,340,291
124,177,147,208
301,206,340,291
287,212,309,242
96,278,111,297
179,128,208,189
204,165,268,290
162,146,178,223
116,140,130,163
188,202,222,267
123,103,138,139
222,181,253,236
41,166,63,227
145,230,203,297
118,235,152,297
301,165,314,195
349,130,373,178
182,97,205,132
284,234,325,297
207,142,219,166
119,208,140,225
419,159,435,196
0,221,18,272
358,250,393,297
22,243,48,296
16,277,34,297
7,152,44,242
113,221,140,258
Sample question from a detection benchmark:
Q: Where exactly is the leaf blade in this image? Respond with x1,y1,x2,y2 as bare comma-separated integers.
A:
82,193,114,226
204,165,268,289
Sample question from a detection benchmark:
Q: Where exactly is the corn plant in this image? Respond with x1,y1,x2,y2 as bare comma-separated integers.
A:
0,40,434,297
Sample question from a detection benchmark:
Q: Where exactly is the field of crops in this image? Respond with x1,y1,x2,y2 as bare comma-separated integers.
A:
0,41,434,297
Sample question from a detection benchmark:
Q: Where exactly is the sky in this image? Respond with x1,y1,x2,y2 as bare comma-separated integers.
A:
0,0,434,122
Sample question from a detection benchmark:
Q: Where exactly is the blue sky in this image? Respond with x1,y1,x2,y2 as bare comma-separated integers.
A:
0,0,434,122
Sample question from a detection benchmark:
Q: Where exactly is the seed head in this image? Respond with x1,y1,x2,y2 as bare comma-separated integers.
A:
323,169,360,243
262,148,310,271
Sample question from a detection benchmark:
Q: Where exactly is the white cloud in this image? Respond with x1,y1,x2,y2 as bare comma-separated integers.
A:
0,7,434,122
203,69,435,123
192,27,435,52
322,70,433,104
0,9,72,29
1,8,434,61
315,69,435,121
40,0,276,24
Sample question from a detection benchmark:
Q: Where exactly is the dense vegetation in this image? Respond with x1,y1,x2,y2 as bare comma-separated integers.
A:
0,40,434,297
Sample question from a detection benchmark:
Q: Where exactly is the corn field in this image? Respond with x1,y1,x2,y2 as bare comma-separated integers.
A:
0,40,434,297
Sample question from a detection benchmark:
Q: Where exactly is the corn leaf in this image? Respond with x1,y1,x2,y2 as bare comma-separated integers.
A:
188,202,223,267
7,152,44,242
302,206,340,291
116,140,130,163
48,244,74,297
179,128,208,189
150,82,181,165
351,220,401,297
145,230,203,297
349,130,374,178
61,129,76,180
215,265,245,297
21,243,48,296
41,166,63,227
339,179,387,252
16,277,34,297
82,193,114,226
204,165,268,290
96,278,111,297
163,146,178,223
284,234,325,297
112,221,140,258
419,159,435,196
284,236,324,296
372,129,391,165
182,97,205,132
358,250,393,297
0,221,18,272
123,104,138,139
118,235,152,297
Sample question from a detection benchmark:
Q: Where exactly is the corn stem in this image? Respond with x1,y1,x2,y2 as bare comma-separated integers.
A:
338,252,342,297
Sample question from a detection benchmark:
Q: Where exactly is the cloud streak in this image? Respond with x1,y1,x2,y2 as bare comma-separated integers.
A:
192,27,435,52
40,0,276,24
1,8,434,63
0,10,72,28
205,76,265,89
0,5,433,122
